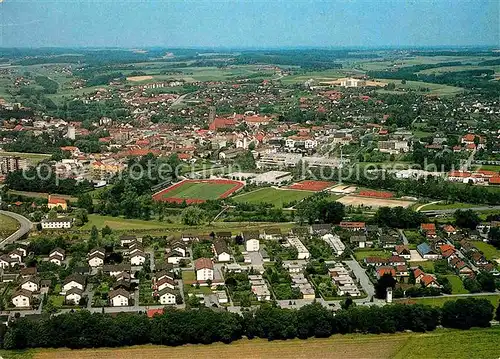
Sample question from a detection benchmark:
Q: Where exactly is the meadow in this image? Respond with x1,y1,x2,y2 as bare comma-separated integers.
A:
396,293,500,308
472,241,500,261
3,328,499,359
0,214,20,239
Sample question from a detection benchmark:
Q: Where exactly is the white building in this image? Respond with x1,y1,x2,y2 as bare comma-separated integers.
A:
109,289,130,306
130,251,146,266
65,288,83,305
41,218,72,230
322,234,345,255
158,288,177,305
194,258,214,281
251,171,292,186
286,236,310,260
21,277,39,292
246,238,260,252
12,290,32,308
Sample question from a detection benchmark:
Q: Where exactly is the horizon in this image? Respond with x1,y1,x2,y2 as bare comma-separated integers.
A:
1,0,498,48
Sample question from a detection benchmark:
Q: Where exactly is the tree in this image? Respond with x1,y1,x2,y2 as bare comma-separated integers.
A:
77,193,93,213
101,225,112,237
441,298,494,329
375,274,396,299
496,302,500,321
181,206,206,226
454,209,480,229
386,82,396,90
476,272,496,292
488,227,500,249
90,225,99,242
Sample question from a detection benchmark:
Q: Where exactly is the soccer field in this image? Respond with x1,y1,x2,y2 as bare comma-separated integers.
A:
232,187,314,208
153,179,243,204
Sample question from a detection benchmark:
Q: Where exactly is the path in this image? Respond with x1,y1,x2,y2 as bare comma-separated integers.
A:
0,210,33,249
415,201,439,212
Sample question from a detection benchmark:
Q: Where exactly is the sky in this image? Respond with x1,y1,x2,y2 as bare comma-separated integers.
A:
0,0,498,48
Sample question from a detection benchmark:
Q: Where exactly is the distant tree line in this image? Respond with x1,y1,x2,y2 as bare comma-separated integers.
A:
3,299,496,350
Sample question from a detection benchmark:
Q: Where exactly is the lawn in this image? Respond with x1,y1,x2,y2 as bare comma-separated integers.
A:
81,214,175,230
0,214,20,239
181,271,196,282
376,78,464,96
353,249,390,261
444,275,468,295
6,328,500,359
472,241,500,261
47,295,65,307
396,294,500,308
232,187,314,208
411,261,435,272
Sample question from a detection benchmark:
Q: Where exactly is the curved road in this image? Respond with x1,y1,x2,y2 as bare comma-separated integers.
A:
0,210,33,248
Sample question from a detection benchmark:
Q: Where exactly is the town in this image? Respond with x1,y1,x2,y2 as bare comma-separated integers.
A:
0,46,499,355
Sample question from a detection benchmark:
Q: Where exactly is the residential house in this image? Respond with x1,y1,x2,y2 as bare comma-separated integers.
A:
420,223,437,238
88,252,105,267
65,287,83,305
119,235,137,247
213,239,231,262
420,274,441,288
0,254,20,268
49,248,65,266
246,238,260,252
376,266,396,279
157,287,178,305
47,195,67,210
20,277,40,292
130,251,146,266
388,255,406,266
103,263,131,277
166,250,185,264
261,228,282,240
350,235,368,248
417,243,441,260
442,225,457,236
364,257,388,267
194,258,214,281
62,274,86,293
12,289,32,308
109,288,130,307
215,232,232,241
309,223,332,235
8,250,24,262
156,277,176,291
380,235,400,249
339,221,366,231
394,245,411,260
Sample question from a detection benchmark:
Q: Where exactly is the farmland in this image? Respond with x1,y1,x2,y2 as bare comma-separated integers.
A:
353,249,390,261
444,275,468,295
396,293,500,308
4,328,499,359
153,179,243,204
232,187,314,208
0,151,51,165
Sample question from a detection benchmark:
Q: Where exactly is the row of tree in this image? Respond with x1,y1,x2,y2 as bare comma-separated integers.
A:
3,299,498,349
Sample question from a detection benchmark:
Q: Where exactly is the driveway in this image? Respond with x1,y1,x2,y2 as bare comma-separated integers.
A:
345,258,375,298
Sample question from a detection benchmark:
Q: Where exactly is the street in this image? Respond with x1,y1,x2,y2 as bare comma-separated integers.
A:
0,210,33,249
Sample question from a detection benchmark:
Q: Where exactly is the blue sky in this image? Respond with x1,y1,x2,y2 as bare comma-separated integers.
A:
0,0,498,48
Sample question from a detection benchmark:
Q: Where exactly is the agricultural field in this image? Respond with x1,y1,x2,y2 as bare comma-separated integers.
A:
472,241,500,262
0,214,20,239
376,79,464,96
397,294,500,308
153,179,243,204
81,214,176,230
232,187,314,208
336,195,414,208
411,261,435,272
6,328,500,359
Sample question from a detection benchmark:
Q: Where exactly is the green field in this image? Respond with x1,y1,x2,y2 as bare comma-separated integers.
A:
353,249,390,261
473,241,500,261
376,79,463,96
161,181,237,201
472,164,500,172
397,294,500,308
232,187,314,208
0,214,20,239
411,261,435,272
82,214,176,230
3,328,500,359
444,275,468,295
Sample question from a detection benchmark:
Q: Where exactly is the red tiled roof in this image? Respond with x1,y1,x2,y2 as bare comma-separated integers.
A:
421,274,438,287
194,257,213,270
377,266,395,277
421,223,436,231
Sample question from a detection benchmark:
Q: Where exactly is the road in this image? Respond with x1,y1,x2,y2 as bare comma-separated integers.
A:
461,149,476,171
345,257,376,299
0,210,33,248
